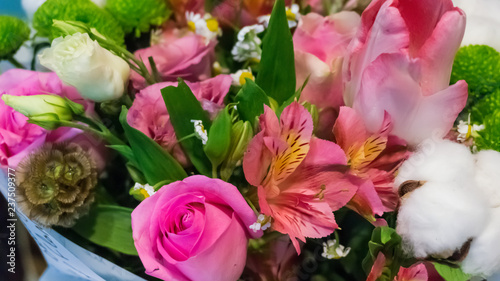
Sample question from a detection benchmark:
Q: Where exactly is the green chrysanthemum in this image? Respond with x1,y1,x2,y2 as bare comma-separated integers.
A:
450,45,500,106
33,0,125,44
470,88,500,124
475,109,500,152
105,0,171,36
0,16,30,59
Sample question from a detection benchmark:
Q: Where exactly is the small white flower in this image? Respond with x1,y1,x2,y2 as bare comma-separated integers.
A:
191,119,208,145
257,4,300,28
133,182,156,197
249,214,271,232
457,114,484,142
186,12,221,45
230,68,255,86
321,239,351,259
231,24,264,62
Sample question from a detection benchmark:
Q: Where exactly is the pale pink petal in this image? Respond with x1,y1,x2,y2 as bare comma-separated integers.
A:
333,106,369,152
366,252,386,281
243,131,273,187
348,178,385,220
397,263,428,281
418,9,466,95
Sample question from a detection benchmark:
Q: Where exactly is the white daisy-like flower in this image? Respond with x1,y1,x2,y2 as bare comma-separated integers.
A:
249,214,271,232
230,68,255,86
186,12,222,44
457,114,484,142
321,239,351,259
132,182,156,198
231,24,265,62
258,4,301,28
191,119,208,145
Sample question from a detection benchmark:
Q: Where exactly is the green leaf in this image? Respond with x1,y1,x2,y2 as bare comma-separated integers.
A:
72,205,137,255
255,0,296,105
119,106,187,185
433,263,471,281
161,80,212,176
235,79,270,125
106,144,137,166
362,226,404,278
275,84,301,118
204,107,232,168
0,16,30,59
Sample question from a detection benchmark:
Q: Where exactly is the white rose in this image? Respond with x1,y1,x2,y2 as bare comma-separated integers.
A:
39,32,130,102
453,0,500,51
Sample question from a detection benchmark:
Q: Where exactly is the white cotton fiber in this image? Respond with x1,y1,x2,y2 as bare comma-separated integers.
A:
396,181,489,258
462,208,500,277
474,150,500,208
395,140,475,190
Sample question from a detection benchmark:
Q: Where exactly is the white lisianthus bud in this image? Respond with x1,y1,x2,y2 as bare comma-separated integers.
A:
1,94,82,121
39,32,130,102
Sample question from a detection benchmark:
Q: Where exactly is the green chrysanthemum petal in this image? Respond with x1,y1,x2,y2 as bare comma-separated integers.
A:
475,109,500,152
451,45,500,107
470,88,500,124
33,0,125,44
0,16,30,59
105,0,170,35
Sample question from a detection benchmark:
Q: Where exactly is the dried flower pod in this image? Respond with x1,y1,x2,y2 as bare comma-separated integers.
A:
16,143,98,227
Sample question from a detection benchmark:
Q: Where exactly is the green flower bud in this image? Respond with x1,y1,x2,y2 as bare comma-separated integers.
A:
204,107,231,168
301,102,319,129
0,16,30,59
1,94,83,126
220,120,253,181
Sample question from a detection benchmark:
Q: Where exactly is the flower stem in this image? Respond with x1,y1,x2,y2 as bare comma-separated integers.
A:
212,164,218,179
59,120,126,146
7,57,25,69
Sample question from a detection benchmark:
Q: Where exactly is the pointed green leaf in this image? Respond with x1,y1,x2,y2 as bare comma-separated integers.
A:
235,79,270,125
433,263,471,281
119,107,187,184
255,0,296,105
204,107,231,168
161,80,212,176
72,205,137,255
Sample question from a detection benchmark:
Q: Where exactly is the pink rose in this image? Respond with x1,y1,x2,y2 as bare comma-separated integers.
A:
0,69,93,168
127,75,231,166
131,175,261,281
343,0,468,146
130,29,215,90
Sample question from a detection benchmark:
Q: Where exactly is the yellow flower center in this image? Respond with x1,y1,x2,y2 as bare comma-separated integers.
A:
206,18,219,32
239,72,254,85
139,188,150,199
286,10,296,21
187,21,196,32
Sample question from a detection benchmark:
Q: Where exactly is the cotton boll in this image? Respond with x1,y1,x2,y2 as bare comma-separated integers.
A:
396,181,489,258
395,140,475,190
474,150,500,208
462,208,500,277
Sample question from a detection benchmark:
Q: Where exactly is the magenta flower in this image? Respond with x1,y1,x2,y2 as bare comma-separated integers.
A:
243,102,357,253
343,0,468,146
333,106,409,221
131,175,261,281
127,75,231,166
130,28,216,90
0,69,93,168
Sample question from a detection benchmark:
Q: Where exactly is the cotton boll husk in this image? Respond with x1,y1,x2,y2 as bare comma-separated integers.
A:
474,150,500,208
396,181,489,258
395,140,475,190
462,208,500,277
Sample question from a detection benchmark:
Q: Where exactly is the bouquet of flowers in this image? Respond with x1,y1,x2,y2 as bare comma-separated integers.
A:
1,0,500,280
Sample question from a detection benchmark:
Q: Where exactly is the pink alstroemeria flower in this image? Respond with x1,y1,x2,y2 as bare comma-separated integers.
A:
343,0,468,146
334,107,409,222
243,102,357,253
367,252,428,281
